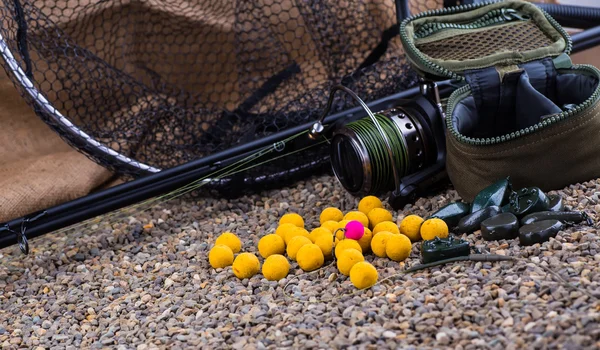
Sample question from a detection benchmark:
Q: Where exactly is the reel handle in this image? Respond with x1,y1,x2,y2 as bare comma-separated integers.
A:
389,161,448,210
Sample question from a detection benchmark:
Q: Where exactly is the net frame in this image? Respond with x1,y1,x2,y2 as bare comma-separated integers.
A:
0,31,160,174
0,0,439,190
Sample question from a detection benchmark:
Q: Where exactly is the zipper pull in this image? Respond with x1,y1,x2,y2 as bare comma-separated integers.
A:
501,9,530,22
552,53,573,70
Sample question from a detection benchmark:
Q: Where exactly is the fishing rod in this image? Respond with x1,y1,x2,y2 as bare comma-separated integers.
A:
456,0,600,30
0,81,457,254
571,25,600,54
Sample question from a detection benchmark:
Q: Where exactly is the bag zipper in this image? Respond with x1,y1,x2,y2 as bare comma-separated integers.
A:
414,8,529,39
400,0,573,81
445,65,600,146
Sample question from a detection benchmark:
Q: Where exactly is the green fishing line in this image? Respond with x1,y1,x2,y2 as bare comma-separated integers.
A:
346,114,409,194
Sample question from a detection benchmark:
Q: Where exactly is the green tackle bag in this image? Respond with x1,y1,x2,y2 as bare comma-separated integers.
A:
400,0,600,201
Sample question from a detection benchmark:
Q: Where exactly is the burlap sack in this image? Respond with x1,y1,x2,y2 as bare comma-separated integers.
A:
0,68,113,222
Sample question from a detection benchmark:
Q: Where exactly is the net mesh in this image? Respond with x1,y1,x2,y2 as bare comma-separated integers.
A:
0,0,442,192
417,21,555,61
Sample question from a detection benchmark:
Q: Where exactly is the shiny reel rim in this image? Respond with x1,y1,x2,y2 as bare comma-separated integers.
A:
331,127,372,195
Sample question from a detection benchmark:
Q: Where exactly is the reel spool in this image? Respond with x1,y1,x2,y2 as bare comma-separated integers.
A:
331,94,437,194
312,82,448,210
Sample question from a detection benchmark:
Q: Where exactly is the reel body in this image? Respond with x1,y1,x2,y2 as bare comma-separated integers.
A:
329,82,448,210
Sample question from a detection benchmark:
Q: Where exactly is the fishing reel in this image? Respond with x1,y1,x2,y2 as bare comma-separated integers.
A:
310,80,448,210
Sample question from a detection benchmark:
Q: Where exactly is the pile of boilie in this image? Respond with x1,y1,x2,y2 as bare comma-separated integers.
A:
206,177,593,290
208,195,449,290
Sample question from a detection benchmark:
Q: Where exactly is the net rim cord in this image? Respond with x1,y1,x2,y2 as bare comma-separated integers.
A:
0,32,161,174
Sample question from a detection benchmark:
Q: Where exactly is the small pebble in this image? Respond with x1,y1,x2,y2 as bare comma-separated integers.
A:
382,331,396,339
73,253,86,262
328,273,337,282
436,332,450,345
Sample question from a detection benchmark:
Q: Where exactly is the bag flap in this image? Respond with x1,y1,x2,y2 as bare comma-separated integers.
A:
399,0,571,80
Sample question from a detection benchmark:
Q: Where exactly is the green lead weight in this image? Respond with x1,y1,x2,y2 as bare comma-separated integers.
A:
521,211,592,226
420,236,470,264
470,177,512,214
519,220,564,246
481,213,519,241
508,187,550,218
458,205,501,234
547,195,564,212
429,202,470,229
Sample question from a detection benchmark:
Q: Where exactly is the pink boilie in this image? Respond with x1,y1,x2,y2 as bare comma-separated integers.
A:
345,220,364,240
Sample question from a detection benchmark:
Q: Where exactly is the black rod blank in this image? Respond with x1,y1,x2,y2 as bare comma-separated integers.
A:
571,26,600,54
0,83,441,251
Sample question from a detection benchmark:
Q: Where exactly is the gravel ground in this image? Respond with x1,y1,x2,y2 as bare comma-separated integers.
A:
1,175,600,349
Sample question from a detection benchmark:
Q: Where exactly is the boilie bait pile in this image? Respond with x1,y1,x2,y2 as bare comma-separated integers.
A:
207,195,449,290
